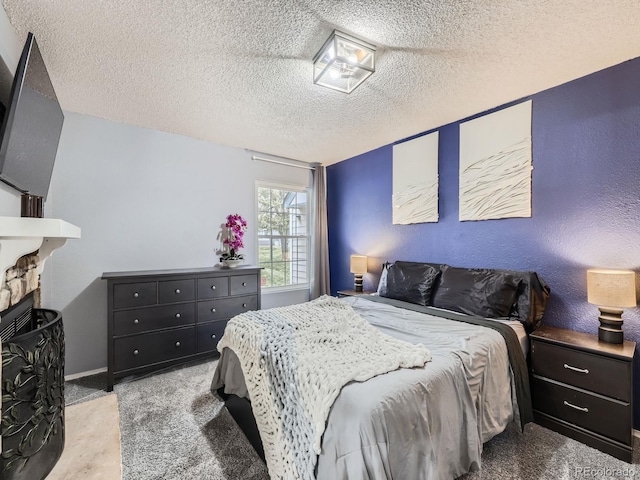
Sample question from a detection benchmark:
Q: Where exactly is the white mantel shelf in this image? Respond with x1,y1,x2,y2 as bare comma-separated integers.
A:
0,216,81,237
0,216,81,284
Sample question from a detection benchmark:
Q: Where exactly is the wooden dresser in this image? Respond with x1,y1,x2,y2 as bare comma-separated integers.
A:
103,266,261,391
530,325,635,462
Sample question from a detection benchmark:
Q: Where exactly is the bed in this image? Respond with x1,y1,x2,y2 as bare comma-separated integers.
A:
211,262,549,479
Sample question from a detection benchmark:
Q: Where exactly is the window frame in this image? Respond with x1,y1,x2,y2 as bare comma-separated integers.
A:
255,180,311,293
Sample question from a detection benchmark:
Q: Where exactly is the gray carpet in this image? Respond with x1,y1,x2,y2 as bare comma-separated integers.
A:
66,360,639,479
66,359,268,479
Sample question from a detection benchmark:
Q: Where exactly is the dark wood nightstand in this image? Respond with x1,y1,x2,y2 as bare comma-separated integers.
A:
530,325,635,462
337,290,375,298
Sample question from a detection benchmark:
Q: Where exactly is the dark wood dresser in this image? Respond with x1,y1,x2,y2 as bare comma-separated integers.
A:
102,266,261,391
530,325,635,462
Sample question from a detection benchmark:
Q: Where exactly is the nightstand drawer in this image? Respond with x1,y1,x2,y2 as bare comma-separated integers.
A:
113,282,157,309
197,277,229,299
197,296,258,322
158,279,195,304
532,377,631,444
113,303,196,336
113,326,196,372
531,340,631,402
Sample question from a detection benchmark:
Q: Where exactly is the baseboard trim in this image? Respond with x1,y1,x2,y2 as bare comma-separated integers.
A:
65,367,107,381
634,429,640,440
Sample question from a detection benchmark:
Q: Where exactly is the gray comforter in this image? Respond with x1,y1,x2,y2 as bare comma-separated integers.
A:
212,296,520,479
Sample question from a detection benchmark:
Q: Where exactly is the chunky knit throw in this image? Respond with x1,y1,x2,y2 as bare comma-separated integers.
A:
217,295,432,480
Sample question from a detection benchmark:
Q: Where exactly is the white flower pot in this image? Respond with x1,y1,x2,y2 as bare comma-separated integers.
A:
222,259,242,269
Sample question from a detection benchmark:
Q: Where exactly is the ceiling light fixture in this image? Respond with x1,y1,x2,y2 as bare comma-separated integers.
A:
313,30,375,94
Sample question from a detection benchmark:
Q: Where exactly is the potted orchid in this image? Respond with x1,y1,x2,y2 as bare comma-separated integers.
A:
220,213,247,268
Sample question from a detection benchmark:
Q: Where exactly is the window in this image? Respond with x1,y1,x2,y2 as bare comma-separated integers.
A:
257,183,309,289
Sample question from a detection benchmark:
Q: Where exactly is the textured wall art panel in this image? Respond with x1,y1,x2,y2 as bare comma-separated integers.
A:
459,100,532,221
392,131,439,224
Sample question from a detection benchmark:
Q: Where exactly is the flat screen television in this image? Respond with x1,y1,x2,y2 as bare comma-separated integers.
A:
0,32,64,200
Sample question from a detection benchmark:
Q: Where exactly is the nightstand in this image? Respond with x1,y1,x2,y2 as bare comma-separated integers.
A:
530,325,635,462
337,290,375,298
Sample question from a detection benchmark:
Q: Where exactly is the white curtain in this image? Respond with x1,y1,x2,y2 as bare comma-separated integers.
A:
310,163,330,298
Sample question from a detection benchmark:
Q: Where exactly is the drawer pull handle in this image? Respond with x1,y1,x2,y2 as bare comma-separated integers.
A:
211,285,216,290
175,341,181,347
243,303,247,308
211,334,217,340
134,319,139,324
563,400,588,413
133,349,139,355
564,363,589,374
175,313,181,318
175,288,181,294
242,282,247,287
211,308,216,313
133,292,139,298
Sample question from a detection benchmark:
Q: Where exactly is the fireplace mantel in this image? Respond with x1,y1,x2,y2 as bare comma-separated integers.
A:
0,216,81,284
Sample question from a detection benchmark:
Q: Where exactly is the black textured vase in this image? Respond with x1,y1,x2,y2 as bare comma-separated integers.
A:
1,309,65,480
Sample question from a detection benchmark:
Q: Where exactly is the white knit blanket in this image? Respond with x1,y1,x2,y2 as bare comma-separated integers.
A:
217,295,432,480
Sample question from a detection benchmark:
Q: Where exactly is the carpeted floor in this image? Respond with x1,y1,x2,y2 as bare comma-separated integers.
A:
66,359,640,479
66,359,268,480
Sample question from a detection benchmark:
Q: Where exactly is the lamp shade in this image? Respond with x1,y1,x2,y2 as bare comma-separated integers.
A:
587,269,637,308
350,255,368,274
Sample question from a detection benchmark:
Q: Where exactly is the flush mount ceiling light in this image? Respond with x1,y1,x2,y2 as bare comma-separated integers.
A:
313,30,375,94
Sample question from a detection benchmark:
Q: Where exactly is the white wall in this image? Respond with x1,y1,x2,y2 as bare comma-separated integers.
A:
0,5,20,74
45,112,311,375
0,4,21,212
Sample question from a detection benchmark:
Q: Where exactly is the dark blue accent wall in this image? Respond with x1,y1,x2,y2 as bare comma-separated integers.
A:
327,56,640,426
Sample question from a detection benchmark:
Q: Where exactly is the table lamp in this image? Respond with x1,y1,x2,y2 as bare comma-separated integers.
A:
350,255,368,292
587,268,636,344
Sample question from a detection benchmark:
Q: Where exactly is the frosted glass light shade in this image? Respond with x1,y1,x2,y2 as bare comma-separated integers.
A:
313,30,375,94
350,255,368,274
587,269,637,308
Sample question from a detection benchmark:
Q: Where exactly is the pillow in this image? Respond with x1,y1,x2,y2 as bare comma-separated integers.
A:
431,266,520,318
376,262,391,297
498,270,550,331
383,261,441,306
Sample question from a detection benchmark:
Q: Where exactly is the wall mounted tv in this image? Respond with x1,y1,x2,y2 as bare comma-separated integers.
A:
0,32,64,201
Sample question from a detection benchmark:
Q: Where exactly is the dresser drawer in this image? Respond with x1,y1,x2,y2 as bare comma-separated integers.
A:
230,275,258,296
532,377,631,444
158,279,195,304
197,322,227,353
113,327,196,372
113,303,196,336
197,277,229,299
198,295,258,322
531,340,631,402
113,282,157,309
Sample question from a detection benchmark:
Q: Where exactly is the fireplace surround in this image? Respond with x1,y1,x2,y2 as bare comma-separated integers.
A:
0,216,80,478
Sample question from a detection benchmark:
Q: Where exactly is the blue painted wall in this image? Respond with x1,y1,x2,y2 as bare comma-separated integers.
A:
327,56,640,426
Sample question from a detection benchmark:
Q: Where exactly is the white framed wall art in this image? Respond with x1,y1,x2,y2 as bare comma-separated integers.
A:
459,100,533,221
392,131,439,225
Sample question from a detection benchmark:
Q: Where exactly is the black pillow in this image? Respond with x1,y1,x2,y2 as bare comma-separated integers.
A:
498,270,550,331
383,261,441,306
432,266,520,318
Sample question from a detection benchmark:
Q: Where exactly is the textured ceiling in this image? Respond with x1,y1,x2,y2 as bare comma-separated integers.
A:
2,1,640,166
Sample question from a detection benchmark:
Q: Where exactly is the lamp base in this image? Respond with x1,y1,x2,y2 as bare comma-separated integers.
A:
354,274,363,293
598,306,624,344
